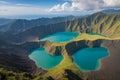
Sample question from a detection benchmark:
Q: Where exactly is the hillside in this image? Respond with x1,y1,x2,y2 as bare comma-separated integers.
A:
0,16,75,32
0,18,13,26
0,12,120,80
66,12,120,38
8,12,120,44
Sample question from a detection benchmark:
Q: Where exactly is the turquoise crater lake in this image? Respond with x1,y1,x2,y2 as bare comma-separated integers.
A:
40,32,79,42
29,48,63,70
72,47,109,72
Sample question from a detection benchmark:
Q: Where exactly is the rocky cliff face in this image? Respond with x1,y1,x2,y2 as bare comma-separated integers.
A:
43,39,102,55
0,12,118,44
87,40,120,80
8,12,120,43
66,12,120,38
0,12,120,80
65,40,102,55
42,39,120,80
43,41,64,55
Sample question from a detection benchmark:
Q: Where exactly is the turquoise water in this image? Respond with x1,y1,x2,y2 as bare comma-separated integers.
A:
88,32,107,37
72,47,108,72
40,32,79,42
29,48,63,70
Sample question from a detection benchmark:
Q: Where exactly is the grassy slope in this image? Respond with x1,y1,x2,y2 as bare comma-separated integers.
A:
2,32,119,80
66,12,120,38
43,48,86,80
2,12,120,80
50,33,119,47
41,32,120,80
39,33,109,79
23,13,120,79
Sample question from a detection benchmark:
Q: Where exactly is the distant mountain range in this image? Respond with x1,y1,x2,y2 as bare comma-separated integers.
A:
0,15,75,32
0,12,120,80
14,12,120,42
0,9,120,32
1,12,120,43
102,9,120,14
0,18,13,26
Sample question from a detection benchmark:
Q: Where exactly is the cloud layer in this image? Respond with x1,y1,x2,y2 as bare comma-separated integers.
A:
0,0,48,15
0,6,48,15
0,0,120,16
49,0,120,12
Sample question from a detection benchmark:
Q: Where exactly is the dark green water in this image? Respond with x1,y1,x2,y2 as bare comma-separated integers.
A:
40,32,79,42
29,48,63,70
72,47,108,72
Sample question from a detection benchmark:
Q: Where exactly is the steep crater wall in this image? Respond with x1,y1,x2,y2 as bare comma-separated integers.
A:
43,39,102,55
87,40,120,80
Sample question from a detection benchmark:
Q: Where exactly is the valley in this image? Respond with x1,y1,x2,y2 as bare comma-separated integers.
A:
0,12,120,80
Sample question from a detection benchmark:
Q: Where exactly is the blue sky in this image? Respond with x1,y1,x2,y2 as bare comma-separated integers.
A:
0,0,120,18
2,0,65,7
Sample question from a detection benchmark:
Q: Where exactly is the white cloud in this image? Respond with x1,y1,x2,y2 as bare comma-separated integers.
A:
71,0,102,11
15,3,31,6
49,0,120,12
49,2,71,12
0,0,120,16
0,5,48,15
49,0,102,12
103,0,120,7
0,0,49,16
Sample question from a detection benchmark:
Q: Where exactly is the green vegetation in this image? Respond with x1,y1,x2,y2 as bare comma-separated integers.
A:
1,12,120,80
66,12,120,39
19,12,120,80
46,33,109,47
43,49,86,80
73,33,110,41
0,68,35,80
39,32,120,79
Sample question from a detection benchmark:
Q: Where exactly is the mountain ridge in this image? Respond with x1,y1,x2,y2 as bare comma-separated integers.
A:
10,12,120,43
0,12,120,80
0,16,75,32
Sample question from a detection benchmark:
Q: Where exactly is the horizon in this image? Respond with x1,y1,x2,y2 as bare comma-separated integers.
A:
0,14,84,19
0,1,120,80
0,0,120,19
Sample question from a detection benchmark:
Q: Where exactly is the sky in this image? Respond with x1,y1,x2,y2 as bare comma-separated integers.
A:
0,0,120,18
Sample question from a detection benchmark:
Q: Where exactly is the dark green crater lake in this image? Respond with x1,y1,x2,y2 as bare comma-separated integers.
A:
40,32,79,42
29,48,63,70
72,47,109,72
